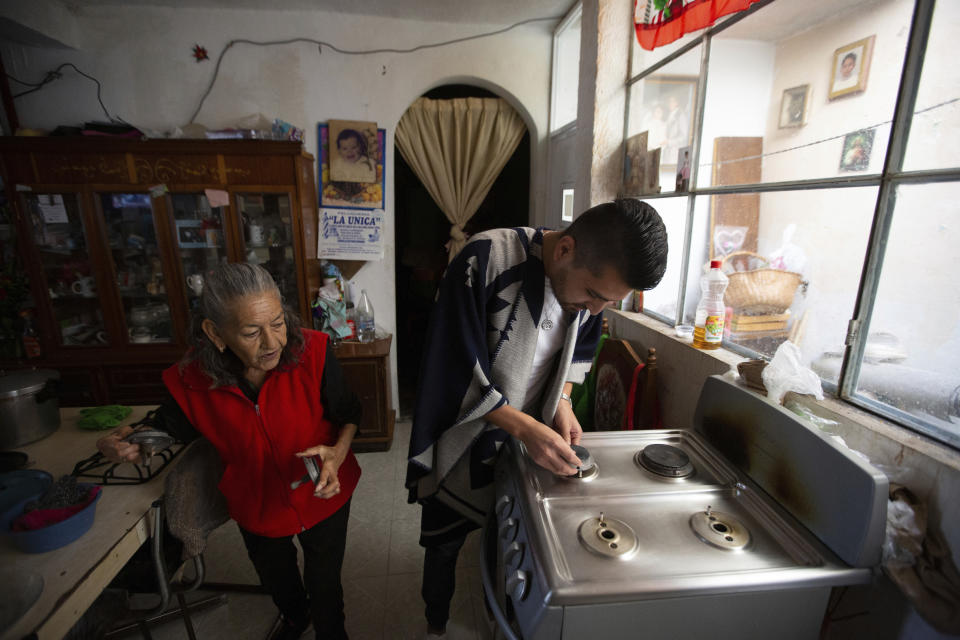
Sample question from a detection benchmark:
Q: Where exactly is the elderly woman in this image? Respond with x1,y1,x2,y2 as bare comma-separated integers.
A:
98,263,360,640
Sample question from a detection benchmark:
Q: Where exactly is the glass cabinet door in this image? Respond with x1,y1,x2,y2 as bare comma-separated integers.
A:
100,193,174,344
170,193,227,308
237,193,299,306
24,193,109,347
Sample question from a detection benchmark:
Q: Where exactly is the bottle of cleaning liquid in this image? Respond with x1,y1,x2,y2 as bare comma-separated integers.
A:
693,260,729,350
356,289,375,343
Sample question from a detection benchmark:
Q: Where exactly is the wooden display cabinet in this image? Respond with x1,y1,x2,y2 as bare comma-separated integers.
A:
0,137,317,406
332,334,395,452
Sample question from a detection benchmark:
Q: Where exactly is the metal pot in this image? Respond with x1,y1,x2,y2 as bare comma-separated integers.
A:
0,369,61,450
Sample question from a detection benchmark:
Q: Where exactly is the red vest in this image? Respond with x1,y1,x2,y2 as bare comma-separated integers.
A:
163,329,361,537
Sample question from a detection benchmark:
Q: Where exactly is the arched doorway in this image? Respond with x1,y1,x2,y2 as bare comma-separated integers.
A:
394,84,531,417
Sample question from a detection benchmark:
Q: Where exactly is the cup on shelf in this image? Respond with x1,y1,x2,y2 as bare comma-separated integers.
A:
71,277,96,297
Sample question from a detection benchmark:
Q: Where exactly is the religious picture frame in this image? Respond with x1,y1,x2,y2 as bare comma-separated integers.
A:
643,148,661,194
675,145,691,192
829,36,875,100
623,131,648,194
839,129,875,172
779,84,810,128
318,123,386,210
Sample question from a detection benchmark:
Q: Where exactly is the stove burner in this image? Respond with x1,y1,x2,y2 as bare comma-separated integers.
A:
635,444,694,478
689,506,751,551
561,444,598,481
577,512,639,559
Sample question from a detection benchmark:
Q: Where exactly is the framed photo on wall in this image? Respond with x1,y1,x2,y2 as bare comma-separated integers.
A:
318,123,386,210
779,84,810,128
637,75,697,168
829,36,875,100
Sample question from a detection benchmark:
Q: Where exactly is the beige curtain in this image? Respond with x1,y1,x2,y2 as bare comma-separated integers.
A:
395,97,527,261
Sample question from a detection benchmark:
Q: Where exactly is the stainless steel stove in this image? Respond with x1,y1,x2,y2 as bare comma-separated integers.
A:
482,375,888,640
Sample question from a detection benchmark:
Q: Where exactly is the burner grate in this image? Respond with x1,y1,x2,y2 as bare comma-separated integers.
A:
71,445,184,485
636,443,694,478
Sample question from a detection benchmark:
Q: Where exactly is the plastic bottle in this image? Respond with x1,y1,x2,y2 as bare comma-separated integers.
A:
692,260,729,350
356,289,375,343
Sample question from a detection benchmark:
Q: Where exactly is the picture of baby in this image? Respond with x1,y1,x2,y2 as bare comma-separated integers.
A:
329,119,378,183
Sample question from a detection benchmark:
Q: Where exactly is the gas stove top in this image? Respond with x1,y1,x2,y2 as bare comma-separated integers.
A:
485,375,888,640
501,430,861,604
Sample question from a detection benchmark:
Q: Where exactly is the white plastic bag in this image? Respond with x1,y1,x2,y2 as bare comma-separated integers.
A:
768,223,807,274
761,341,823,404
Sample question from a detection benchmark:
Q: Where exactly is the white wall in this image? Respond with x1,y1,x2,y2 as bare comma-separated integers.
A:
3,4,556,410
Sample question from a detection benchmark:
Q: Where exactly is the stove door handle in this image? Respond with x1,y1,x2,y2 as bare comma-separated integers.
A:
481,511,522,640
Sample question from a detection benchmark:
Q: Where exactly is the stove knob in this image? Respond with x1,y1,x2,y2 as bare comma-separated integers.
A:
499,517,519,543
495,495,514,519
506,569,530,602
504,541,525,570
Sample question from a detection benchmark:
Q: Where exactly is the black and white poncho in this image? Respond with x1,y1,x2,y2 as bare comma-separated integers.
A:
405,227,602,530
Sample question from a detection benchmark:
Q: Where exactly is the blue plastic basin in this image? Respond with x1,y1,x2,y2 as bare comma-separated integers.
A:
0,483,102,554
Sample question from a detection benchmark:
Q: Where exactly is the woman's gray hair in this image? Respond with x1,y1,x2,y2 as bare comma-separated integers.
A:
182,263,304,387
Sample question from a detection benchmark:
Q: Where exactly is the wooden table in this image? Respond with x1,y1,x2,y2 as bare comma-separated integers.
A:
1,406,165,640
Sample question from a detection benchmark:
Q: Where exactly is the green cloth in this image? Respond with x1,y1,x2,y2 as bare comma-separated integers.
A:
570,332,609,429
77,405,133,430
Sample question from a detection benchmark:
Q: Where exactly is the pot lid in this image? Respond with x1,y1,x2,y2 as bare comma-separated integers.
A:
0,370,60,399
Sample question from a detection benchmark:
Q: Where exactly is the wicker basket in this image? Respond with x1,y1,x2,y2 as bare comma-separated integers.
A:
718,251,803,314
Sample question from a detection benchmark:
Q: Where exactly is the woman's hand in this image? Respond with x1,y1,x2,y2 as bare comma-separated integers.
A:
96,425,143,464
553,398,583,446
297,422,358,499
297,436,351,499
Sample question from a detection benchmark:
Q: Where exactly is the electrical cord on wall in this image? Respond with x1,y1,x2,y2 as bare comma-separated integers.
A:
2,15,561,128
7,62,118,123
187,16,561,123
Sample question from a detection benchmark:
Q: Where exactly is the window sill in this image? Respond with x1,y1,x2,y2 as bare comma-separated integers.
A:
605,309,960,476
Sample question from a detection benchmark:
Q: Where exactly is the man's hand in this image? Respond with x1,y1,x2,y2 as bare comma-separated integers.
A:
521,423,582,476
486,405,581,476
553,398,582,446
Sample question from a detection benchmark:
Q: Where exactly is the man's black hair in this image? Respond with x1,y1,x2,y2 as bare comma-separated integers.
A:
562,198,668,291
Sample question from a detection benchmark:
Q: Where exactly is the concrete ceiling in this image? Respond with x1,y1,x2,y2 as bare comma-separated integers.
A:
66,0,579,25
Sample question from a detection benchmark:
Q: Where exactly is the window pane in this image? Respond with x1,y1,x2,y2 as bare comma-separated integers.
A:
170,194,228,307
680,188,877,361
700,0,911,188
849,182,960,441
25,193,108,347
101,193,174,344
637,196,689,321
903,0,960,171
630,21,702,77
626,46,702,196
238,193,299,307
551,8,582,131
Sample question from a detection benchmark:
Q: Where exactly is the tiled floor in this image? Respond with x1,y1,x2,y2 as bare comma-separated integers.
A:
118,421,492,640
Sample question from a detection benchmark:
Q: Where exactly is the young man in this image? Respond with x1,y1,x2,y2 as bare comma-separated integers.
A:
405,199,668,637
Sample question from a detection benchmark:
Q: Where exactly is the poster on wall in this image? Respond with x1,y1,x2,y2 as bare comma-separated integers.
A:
318,207,385,260
318,123,385,210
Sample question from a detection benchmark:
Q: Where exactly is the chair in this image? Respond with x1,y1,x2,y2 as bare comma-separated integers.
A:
105,439,265,640
593,338,661,430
